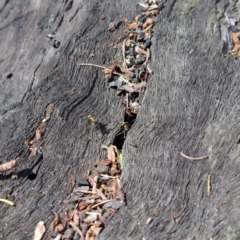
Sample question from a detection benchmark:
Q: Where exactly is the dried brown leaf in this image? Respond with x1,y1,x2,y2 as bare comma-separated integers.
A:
143,18,156,29
102,68,112,75
143,24,154,33
50,211,60,231
128,22,141,30
134,81,147,90
78,201,88,211
33,221,46,240
108,19,121,32
93,160,112,167
120,67,134,78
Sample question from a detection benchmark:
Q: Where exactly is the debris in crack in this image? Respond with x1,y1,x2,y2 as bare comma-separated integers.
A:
47,1,163,239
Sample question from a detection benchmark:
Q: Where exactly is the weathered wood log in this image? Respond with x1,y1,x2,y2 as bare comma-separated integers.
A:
0,0,240,239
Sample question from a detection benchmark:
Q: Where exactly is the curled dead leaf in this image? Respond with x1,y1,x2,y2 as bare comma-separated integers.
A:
50,211,61,231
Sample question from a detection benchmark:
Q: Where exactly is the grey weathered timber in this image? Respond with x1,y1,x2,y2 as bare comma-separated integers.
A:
0,0,240,239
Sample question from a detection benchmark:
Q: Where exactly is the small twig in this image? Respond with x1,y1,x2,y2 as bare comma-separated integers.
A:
122,39,127,69
92,176,98,193
180,151,208,161
0,198,15,206
91,199,114,209
78,63,133,86
171,204,187,220
96,188,107,200
100,174,119,179
73,189,97,194
126,93,129,108
63,195,100,203
85,212,101,215
69,221,85,240
207,174,211,197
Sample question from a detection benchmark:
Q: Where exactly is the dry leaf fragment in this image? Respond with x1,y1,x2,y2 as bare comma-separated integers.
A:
30,147,37,156
50,211,61,231
128,22,141,29
143,18,156,29
134,81,147,89
120,67,135,78
99,15,105,20
33,221,46,240
93,160,112,167
107,146,116,162
78,201,88,211
108,19,122,32
0,157,20,172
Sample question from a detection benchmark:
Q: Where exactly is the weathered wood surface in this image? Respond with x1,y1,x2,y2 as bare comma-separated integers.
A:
0,0,240,239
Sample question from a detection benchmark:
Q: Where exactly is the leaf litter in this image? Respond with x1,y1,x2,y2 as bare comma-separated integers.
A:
45,1,164,239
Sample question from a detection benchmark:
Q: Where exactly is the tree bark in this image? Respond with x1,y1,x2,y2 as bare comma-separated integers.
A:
0,0,240,239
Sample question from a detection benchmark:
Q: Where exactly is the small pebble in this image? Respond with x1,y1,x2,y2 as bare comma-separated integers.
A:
64,228,74,239
80,222,88,235
96,165,109,174
79,212,87,221
104,200,123,210
75,186,90,191
76,177,90,187
73,231,80,240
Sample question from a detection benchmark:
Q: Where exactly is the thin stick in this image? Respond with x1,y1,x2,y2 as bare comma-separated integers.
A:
63,195,100,203
78,63,132,86
207,174,211,197
69,221,85,240
73,189,97,194
122,39,127,69
91,199,114,209
180,152,208,161
171,204,187,219
0,198,15,206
